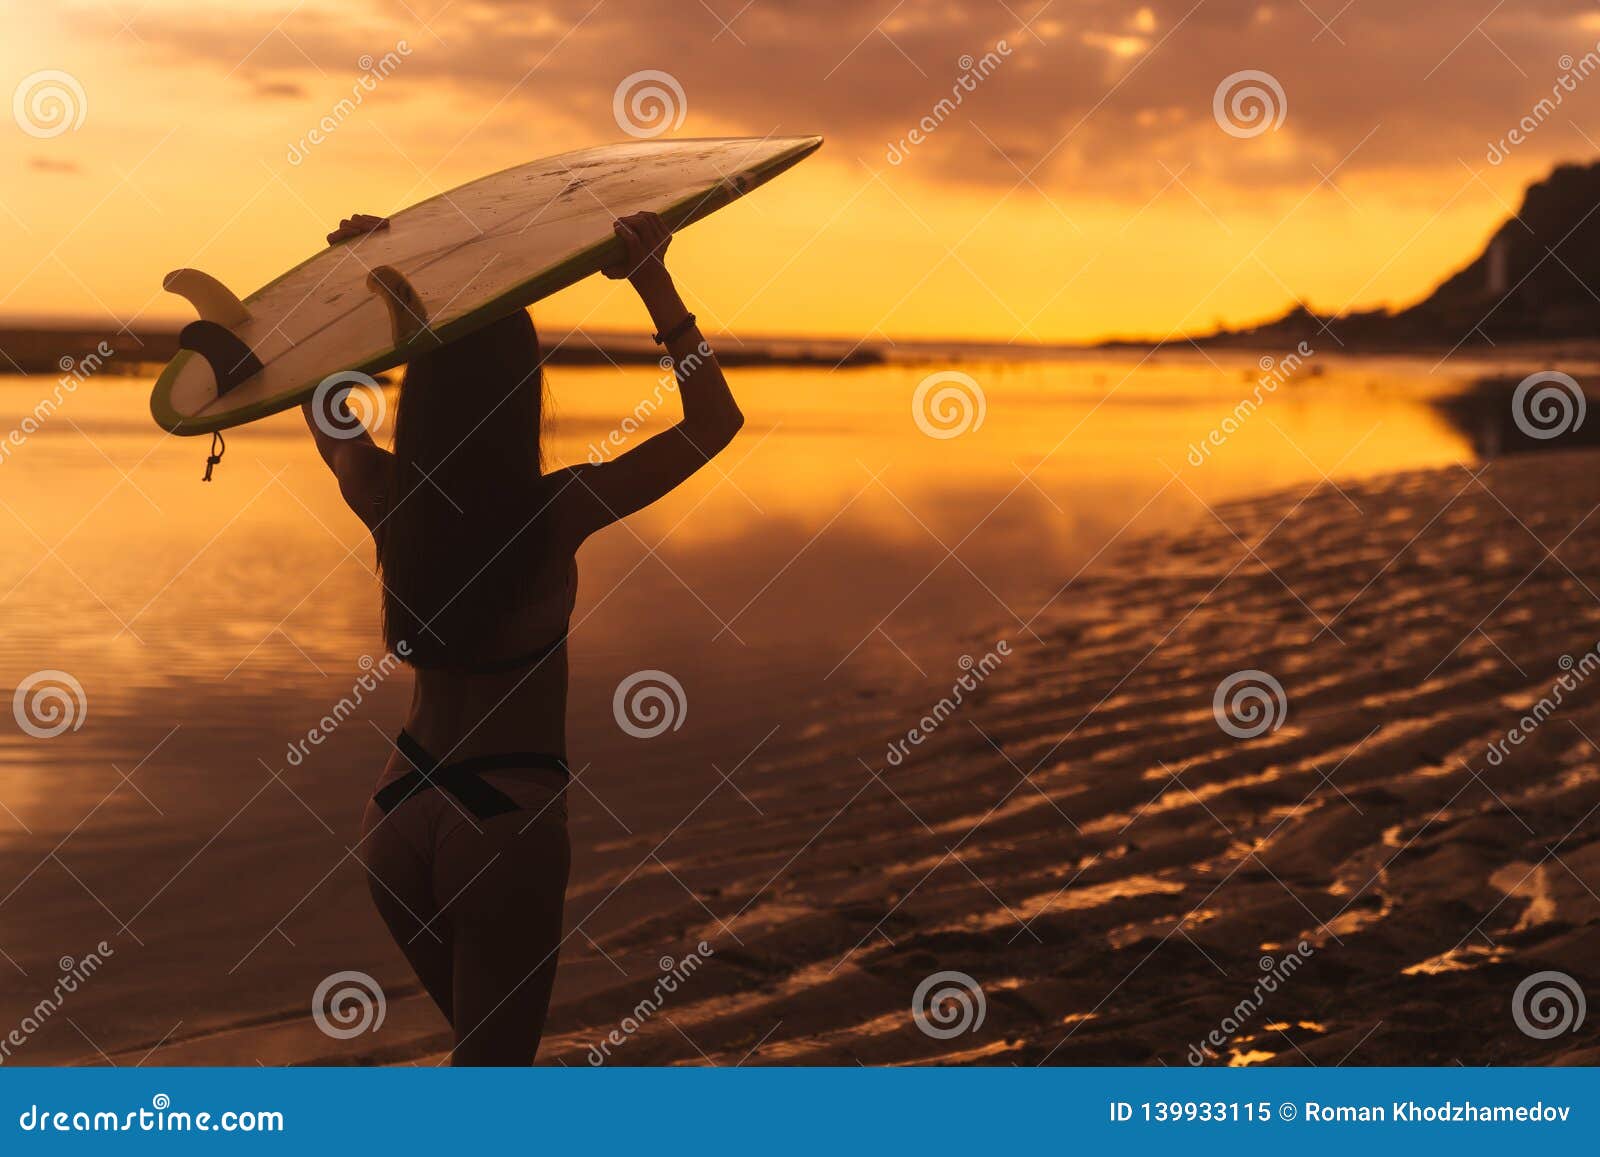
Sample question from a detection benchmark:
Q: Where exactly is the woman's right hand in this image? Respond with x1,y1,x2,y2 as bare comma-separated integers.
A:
602,212,672,289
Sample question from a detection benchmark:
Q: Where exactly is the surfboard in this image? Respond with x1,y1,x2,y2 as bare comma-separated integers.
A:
149,135,823,436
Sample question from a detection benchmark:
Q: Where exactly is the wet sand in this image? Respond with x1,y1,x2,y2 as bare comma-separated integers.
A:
86,447,1600,1066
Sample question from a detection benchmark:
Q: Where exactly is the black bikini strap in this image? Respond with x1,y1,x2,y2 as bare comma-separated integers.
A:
395,729,437,774
430,768,521,820
372,769,427,815
461,630,569,675
374,731,568,819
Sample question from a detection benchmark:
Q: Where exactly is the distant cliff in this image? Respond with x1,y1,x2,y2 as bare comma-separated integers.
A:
1109,158,1600,351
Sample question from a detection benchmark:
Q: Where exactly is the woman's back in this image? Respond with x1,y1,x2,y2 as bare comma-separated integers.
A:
399,549,578,763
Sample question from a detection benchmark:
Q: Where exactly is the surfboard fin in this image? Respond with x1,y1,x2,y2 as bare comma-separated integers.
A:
367,266,436,349
178,320,265,398
163,269,251,328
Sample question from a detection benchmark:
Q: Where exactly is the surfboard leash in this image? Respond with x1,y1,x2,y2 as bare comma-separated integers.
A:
202,430,225,482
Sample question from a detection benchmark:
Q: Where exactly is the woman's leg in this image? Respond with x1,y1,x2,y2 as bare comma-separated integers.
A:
358,798,456,1024
436,806,570,1066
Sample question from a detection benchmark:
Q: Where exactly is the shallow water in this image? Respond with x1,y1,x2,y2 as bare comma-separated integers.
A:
0,350,1485,1060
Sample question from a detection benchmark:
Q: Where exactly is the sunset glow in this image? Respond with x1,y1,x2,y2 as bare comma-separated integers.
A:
7,1,1598,341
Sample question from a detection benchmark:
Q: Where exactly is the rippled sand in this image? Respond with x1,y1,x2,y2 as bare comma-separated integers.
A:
93,449,1600,1066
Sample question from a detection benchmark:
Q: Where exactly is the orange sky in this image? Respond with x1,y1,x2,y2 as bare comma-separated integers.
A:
5,0,1600,343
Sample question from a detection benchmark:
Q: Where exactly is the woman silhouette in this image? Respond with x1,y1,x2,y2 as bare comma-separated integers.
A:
303,211,742,1064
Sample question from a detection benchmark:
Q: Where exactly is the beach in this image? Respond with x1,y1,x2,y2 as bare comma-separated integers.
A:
510,448,1600,1066
3,356,1597,1066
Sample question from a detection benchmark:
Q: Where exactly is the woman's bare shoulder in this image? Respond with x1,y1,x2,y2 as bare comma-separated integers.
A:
339,442,395,532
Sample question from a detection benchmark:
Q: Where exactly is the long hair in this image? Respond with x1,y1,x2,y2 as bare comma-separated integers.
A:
378,309,547,666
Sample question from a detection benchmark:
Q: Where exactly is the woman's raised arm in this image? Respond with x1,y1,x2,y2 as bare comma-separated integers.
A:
302,212,394,530
553,212,744,543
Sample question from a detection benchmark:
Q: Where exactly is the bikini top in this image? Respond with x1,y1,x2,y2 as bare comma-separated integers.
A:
405,558,578,676
449,626,569,674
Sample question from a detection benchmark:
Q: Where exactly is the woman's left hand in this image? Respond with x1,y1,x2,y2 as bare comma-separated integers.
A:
327,213,389,246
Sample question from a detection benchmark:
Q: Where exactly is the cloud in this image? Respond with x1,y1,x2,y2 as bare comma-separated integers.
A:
90,0,1600,202
254,80,309,99
28,157,81,174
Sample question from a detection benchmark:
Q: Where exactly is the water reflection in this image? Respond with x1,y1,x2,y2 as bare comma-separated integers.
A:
1433,374,1600,458
1,355,1481,816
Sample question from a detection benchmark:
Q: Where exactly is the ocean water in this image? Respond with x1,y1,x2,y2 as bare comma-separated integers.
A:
0,351,1486,1060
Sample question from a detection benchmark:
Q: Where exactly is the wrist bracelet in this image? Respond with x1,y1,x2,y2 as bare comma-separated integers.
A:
652,312,697,346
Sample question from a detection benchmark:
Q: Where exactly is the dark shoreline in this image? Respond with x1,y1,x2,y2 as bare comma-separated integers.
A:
0,324,885,376
10,321,1600,381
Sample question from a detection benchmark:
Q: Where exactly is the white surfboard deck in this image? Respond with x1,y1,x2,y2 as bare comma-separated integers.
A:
150,135,823,435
